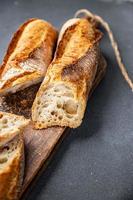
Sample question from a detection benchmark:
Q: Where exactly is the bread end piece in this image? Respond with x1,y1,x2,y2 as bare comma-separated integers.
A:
0,111,30,146
32,54,107,129
32,18,105,129
0,134,24,200
0,19,58,96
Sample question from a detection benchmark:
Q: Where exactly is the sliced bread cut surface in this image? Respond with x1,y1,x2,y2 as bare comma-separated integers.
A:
0,111,29,146
32,18,102,129
0,134,24,200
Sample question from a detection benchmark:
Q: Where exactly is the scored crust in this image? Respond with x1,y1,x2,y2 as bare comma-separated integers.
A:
0,134,24,200
0,18,58,96
32,18,104,129
0,111,30,146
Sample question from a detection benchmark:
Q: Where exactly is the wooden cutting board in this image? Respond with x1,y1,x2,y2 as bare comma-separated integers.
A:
0,56,106,199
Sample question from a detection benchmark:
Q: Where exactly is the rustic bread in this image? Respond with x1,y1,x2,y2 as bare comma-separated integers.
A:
0,18,58,96
0,111,29,146
0,134,24,200
32,18,103,129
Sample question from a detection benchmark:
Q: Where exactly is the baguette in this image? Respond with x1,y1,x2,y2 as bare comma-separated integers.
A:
0,111,29,146
0,111,29,200
32,18,103,129
0,19,58,96
0,135,24,200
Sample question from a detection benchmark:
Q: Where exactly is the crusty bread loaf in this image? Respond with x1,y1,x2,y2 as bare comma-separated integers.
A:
0,18,58,96
0,111,29,199
0,134,24,200
32,18,103,129
0,111,29,146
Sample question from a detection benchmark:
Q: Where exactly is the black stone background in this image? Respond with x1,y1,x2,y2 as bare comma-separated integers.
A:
0,0,133,200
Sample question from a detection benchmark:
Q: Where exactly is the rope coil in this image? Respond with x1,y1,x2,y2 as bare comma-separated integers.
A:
75,9,133,91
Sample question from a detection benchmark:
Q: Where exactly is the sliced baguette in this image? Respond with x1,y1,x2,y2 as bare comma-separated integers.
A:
0,134,24,200
0,111,29,146
32,18,103,129
0,19,58,96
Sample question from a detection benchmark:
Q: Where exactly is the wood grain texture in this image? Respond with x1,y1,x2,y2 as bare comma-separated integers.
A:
0,54,107,200
22,125,66,193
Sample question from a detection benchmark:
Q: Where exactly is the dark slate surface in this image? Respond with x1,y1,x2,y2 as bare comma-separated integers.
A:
0,0,133,200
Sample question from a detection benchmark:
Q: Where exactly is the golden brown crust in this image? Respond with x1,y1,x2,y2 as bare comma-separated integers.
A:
55,18,102,60
1,18,36,67
0,19,58,96
0,135,24,200
32,18,103,129
39,18,102,94
35,18,102,94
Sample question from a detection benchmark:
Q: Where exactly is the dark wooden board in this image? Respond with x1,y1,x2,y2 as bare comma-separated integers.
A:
0,55,107,199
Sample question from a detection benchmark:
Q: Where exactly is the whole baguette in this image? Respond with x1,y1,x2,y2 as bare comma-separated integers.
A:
32,18,103,129
0,18,58,96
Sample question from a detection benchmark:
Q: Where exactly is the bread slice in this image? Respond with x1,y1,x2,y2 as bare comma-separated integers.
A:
32,18,103,129
0,111,29,146
0,19,58,96
0,134,24,200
